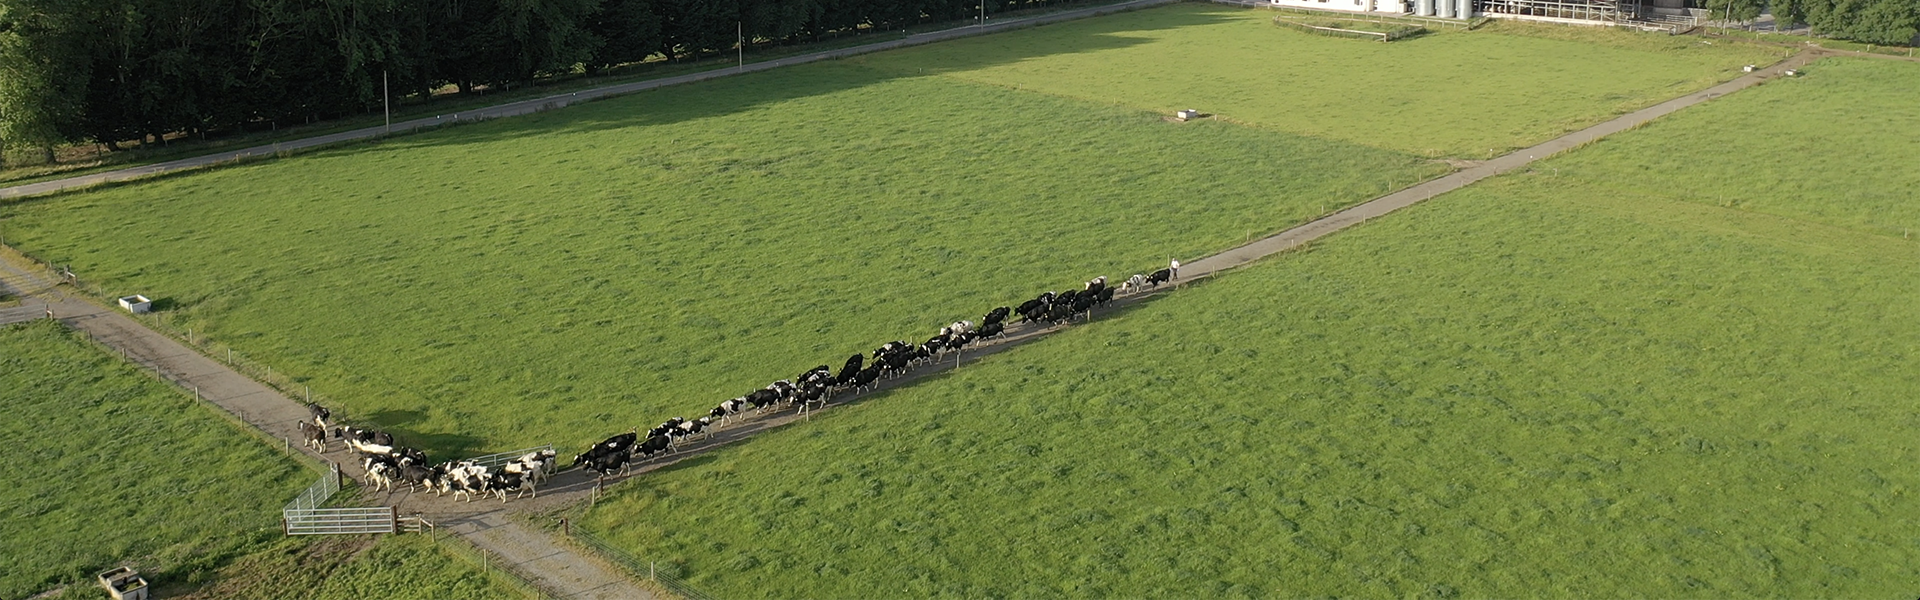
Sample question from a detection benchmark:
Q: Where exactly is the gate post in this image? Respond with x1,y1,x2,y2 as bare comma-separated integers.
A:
391,506,400,534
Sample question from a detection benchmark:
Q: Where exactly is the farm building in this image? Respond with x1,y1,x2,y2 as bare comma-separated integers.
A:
1271,0,1695,23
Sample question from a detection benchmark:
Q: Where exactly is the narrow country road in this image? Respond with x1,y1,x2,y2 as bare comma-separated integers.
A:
0,34,1816,600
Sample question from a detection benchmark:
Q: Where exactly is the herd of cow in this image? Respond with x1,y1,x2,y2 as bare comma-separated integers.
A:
293,261,1181,503
296,405,555,503
567,262,1182,480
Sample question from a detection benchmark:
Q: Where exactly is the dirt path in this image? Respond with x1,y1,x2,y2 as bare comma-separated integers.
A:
0,0,1176,202
0,45,1813,600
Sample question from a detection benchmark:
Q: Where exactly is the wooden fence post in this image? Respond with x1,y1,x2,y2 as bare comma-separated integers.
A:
390,506,399,534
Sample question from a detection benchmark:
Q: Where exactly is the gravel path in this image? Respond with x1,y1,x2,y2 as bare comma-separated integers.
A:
0,38,1813,600
0,0,1176,201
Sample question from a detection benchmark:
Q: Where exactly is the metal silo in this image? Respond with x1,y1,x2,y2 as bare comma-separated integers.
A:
1416,0,1434,16
1436,0,1453,18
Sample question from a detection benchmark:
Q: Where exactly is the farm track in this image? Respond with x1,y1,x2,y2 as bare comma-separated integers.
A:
0,34,1822,600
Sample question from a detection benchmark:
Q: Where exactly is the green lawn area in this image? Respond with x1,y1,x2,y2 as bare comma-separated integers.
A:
0,321,307,598
577,58,1920,597
854,4,1786,157
0,4,1778,459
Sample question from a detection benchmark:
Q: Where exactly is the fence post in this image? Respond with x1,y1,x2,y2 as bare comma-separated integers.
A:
283,516,290,536
650,561,656,581
391,506,400,534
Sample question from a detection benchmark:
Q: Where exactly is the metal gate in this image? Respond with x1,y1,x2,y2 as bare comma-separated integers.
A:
284,506,398,535
461,444,555,469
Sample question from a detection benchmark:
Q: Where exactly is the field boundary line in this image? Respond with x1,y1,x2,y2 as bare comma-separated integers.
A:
0,0,1177,201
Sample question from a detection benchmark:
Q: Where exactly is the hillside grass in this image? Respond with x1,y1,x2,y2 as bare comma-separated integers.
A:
850,3,1787,157
0,3,1777,459
0,321,307,598
578,57,1920,597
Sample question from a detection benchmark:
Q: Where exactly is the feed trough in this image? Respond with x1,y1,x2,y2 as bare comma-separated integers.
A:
96,566,149,600
117,295,152,314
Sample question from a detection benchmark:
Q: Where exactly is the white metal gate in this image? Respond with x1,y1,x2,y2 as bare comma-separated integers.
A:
461,444,555,469
284,506,398,535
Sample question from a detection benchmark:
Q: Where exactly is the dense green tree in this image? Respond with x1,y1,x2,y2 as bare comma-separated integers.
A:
0,0,94,162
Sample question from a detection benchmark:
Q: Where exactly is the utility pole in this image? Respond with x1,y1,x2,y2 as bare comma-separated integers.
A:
980,1,985,27
738,22,745,72
383,70,391,134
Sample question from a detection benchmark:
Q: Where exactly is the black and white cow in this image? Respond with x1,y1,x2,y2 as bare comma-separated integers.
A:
572,432,637,471
298,421,328,452
1145,268,1172,288
487,471,535,503
305,403,331,428
982,306,1011,327
1017,292,1055,323
835,354,865,386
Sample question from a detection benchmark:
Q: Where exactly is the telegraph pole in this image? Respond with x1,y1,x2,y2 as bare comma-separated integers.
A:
738,22,745,71
382,70,391,134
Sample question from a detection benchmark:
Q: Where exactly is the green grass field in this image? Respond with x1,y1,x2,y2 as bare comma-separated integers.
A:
577,57,1920,597
42,534,534,600
0,4,1778,459
1533,57,1920,238
0,321,307,598
853,4,1785,157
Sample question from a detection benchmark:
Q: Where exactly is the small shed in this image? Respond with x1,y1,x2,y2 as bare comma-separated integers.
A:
96,566,149,600
117,295,151,314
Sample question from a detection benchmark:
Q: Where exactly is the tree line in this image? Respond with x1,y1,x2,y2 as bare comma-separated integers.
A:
0,0,1077,162
1701,0,1916,43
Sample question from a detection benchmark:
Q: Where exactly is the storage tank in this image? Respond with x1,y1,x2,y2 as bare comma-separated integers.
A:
1416,0,1433,16
1436,0,1453,18
1456,0,1473,18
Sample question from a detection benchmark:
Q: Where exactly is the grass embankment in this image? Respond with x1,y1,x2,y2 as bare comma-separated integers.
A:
1,3,1776,458
853,3,1786,157
0,320,307,598
579,57,1920,597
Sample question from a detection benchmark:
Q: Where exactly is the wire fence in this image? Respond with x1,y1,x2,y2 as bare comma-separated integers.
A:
563,525,715,600
462,445,556,469
423,529,561,600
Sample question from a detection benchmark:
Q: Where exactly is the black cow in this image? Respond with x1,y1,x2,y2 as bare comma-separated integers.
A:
836,354,865,385
1094,287,1116,305
977,321,1005,340
572,431,638,469
982,306,1011,326
635,435,672,460
745,388,781,410
1017,292,1055,322
392,446,428,465
1146,268,1172,287
584,450,632,477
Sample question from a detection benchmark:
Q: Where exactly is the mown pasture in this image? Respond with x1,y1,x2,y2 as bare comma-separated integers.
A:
852,3,1786,157
0,4,1777,457
0,320,307,598
578,57,1920,597
152,534,535,600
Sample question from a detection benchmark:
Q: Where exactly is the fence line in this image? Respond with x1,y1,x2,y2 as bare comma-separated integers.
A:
426,529,560,600
283,463,343,513
564,525,715,600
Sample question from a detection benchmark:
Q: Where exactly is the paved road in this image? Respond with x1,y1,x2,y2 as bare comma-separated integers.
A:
0,40,1814,600
0,0,1176,201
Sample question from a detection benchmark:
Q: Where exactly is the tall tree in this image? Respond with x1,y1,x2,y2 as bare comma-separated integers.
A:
0,0,95,162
